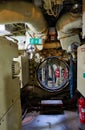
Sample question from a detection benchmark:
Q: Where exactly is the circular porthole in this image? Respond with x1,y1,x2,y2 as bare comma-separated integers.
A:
36,56,69,92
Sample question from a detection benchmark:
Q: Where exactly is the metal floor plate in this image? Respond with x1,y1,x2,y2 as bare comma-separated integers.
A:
22,110,80,130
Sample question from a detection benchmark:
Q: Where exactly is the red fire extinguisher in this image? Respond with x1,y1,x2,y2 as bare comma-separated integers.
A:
78,97,85,124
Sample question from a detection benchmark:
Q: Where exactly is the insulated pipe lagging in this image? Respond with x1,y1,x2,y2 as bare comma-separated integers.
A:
0,1,47,35
56,13,82,51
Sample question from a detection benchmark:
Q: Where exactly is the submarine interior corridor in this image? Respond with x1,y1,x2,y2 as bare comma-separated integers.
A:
0,0,85,130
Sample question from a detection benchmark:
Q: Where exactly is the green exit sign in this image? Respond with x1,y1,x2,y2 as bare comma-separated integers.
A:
30,38,42,45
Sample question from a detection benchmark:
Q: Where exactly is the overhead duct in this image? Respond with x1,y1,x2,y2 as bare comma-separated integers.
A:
0,1,47,38
56,12,82,51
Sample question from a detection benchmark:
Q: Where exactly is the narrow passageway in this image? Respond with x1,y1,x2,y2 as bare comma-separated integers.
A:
22,110,79,130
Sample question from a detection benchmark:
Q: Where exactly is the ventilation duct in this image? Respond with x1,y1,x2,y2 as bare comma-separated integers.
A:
56,12,82,51
0,1,47,38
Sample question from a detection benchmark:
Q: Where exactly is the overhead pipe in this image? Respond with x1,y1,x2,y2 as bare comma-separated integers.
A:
0,1,47,38
56,12,82,51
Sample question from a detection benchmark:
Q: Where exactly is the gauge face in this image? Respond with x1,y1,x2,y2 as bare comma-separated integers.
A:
36,57,69,92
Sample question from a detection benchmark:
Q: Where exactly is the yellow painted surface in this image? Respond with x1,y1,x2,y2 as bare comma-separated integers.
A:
77,44,85,97
0,37,21,130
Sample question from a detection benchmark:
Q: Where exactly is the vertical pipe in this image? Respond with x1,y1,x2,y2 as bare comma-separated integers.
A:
69,55,73,98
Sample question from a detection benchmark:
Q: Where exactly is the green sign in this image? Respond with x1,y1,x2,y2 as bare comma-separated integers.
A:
30,38,42,45
83,72,85,78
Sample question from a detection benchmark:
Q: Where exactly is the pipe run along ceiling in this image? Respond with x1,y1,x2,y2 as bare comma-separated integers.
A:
0,0,82,51
0,1,47,34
